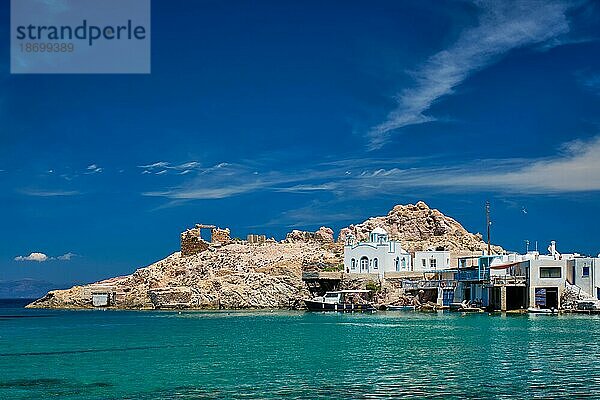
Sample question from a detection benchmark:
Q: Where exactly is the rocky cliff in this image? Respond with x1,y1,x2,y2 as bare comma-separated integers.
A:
27,201,500,310
338,201,502,253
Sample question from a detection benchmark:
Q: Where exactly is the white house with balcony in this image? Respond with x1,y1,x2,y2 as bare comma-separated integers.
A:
343,227,412,276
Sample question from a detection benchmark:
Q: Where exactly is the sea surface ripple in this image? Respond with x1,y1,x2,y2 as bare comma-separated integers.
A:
1,301,599,399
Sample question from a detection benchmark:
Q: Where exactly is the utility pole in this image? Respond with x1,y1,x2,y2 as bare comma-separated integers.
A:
525,240,530,253
485,201,491,255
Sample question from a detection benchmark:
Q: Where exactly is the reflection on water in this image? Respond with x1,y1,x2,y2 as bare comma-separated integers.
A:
1,308,600,399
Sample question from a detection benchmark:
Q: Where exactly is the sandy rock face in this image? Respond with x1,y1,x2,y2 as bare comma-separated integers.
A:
314,226,334,243
338,201,502,253
285,226,335,244
27,242,341,310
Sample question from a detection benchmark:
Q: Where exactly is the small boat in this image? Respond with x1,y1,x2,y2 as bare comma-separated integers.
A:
528,307,558,314
304,290,375,312
383,305,416,311
450,301,483,313
460,307,484,313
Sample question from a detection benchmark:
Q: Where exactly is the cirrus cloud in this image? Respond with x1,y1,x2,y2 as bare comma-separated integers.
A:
368,0,574,149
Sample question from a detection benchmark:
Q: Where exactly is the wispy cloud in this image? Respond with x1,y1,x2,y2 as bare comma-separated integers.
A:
139,161,170,169
19,188,81,197
428,135,600,193
579,72,600,95
367,0,573,149
138,161,203,175
56,252,77,261
275,183,338,193
142,135,600,203
262,200,362,228
85,164,103,174
142,162,341,200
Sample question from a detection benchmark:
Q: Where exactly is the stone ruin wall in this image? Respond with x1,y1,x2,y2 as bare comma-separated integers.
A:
180,225,232,256
211,227,231,245
247,234,267,244
148,287,193,308
180,228,210,256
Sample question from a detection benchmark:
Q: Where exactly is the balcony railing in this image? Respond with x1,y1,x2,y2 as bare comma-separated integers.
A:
489,275,527,286
455,270,489,282
402,279,457,290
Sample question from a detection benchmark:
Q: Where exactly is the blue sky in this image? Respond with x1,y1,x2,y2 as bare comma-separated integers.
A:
1,0,600,285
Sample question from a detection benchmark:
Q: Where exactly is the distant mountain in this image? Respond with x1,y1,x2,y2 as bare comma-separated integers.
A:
0,279,64,299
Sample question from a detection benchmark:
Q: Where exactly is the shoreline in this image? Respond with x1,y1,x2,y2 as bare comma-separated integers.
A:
19,304,600,316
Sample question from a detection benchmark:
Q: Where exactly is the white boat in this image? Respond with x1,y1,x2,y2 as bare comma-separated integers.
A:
383,305,416,311
527,307,558,314
304,290,375,312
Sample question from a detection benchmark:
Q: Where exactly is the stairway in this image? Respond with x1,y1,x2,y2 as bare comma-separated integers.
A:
565,282,594,300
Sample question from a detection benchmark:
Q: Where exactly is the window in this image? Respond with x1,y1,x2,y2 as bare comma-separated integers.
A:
351,259,356,270
583,266,590,277
422,259,426,267
373,258,378,269
430,258,437,269
540,267,561,278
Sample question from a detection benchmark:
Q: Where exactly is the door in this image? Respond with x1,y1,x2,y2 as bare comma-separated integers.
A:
360,257,369,273
546,288,559,309
442,289,454,306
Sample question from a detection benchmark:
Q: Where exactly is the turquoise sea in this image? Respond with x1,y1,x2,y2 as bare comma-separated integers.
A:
2,299,600,399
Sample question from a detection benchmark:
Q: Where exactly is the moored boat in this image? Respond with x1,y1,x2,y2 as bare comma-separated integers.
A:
449,301,484,313
304,290,375,312
381,305,416,311
528,307,558,314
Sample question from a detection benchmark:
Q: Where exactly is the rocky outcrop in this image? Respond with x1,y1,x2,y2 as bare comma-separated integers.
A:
28,201,502,310
27,242,341,310
338,201,502,253
285,226,335,244
315,227,334,243
285,230,315,243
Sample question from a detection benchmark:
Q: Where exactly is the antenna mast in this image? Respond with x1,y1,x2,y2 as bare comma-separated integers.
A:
485,201,491,255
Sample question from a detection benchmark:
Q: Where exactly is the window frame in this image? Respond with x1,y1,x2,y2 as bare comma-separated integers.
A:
539,267,561,279
430,258,437,269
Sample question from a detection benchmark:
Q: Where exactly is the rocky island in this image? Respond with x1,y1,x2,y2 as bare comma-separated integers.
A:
27,201,499,310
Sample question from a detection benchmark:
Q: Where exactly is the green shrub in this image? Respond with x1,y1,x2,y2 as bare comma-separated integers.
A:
366,280,381,293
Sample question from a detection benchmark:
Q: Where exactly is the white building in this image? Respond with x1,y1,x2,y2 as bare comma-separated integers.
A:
507,241,576,309
571,257,600,300
414,251,451,272
344,227,412,276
